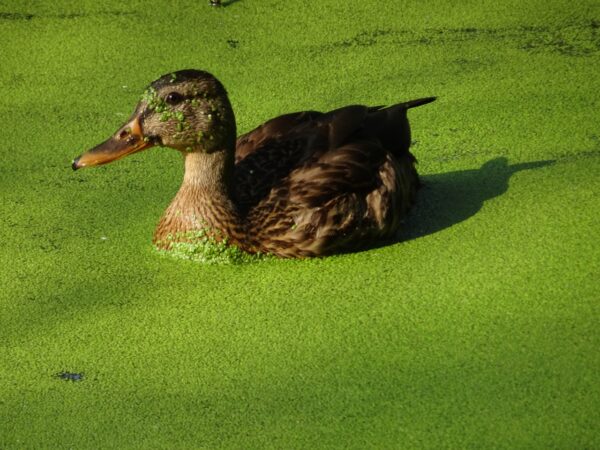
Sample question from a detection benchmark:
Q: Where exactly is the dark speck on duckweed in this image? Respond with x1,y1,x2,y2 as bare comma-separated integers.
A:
155,229,272,264
56,371,84,382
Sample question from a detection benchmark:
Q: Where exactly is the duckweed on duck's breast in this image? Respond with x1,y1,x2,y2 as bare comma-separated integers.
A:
155,229,271,265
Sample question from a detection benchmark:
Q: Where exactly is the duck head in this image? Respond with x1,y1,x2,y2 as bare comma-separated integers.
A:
72,69,236,170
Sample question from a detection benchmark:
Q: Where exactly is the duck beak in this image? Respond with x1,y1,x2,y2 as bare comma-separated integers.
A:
72,115,154,170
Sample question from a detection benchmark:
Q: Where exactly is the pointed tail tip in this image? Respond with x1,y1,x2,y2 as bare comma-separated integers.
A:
404,96,437,109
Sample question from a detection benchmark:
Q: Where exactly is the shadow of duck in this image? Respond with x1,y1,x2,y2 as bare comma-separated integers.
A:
398,156,555,241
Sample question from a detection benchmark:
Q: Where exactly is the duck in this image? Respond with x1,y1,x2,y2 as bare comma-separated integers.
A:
72,69,435,258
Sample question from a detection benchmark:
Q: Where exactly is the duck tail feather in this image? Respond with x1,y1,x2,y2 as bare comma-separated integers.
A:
401,97,437,109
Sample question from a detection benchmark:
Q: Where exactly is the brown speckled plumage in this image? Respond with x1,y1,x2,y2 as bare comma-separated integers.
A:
74,70,435,258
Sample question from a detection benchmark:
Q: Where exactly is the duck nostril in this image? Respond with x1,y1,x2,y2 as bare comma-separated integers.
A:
119,127,134,140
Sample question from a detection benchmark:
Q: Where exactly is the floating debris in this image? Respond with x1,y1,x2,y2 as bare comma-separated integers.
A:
56,372,84,382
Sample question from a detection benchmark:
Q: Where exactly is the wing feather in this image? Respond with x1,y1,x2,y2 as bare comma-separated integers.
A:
232,99,431,256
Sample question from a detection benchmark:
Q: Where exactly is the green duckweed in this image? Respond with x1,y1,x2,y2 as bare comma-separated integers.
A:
155,229,272,265
141,86,168,113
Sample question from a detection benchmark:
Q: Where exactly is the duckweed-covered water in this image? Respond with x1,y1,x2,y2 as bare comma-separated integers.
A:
0,0,598,448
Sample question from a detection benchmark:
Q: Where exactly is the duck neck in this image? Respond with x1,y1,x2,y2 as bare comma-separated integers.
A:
182,149,234,192
154,149,246,247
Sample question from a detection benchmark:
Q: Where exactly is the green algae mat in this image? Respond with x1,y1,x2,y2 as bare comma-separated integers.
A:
1,0,599,447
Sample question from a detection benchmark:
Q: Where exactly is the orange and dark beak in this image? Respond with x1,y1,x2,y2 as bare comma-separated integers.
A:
72,116,155,170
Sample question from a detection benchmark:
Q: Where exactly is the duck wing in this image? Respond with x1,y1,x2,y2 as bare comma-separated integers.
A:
233,109,327,214
234,104,383,212
234,99,435,256
235,110,322,163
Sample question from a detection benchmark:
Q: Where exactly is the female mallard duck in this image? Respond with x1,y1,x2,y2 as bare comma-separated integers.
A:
73,69,435,258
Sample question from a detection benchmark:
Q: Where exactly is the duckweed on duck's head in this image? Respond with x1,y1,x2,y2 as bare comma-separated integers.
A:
137,70,237,153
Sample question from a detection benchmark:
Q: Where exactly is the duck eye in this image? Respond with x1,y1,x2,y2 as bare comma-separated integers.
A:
165,92,183,105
